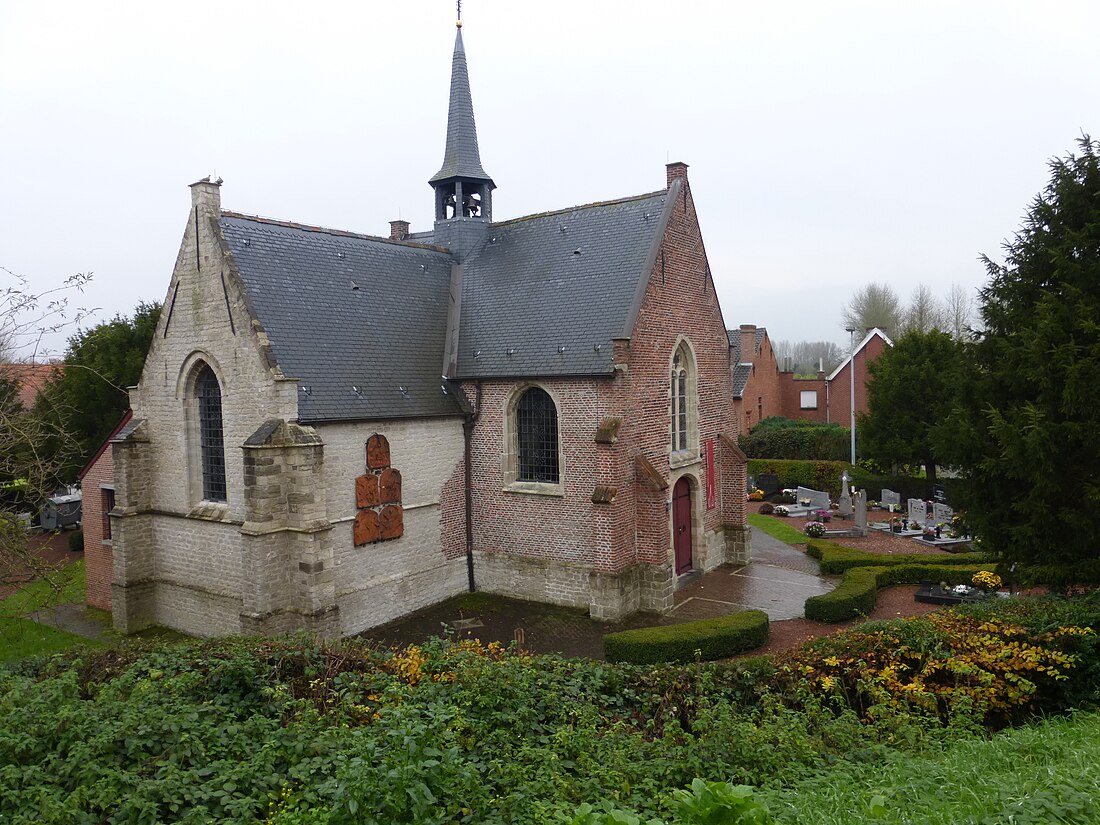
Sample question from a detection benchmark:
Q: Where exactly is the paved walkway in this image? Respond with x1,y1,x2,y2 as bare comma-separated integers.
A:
29,603,112,641
362,530,836,659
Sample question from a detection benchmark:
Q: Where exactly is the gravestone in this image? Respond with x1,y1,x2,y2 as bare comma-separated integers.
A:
933,502,954,526
854,490,868,535
933,484,947,504
908,498,927,526
796,486,830,512
881,489,901,511
837,473,853,517
757,473,780,497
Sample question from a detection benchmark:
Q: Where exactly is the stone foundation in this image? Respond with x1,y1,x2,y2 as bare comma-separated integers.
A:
725,523,751,565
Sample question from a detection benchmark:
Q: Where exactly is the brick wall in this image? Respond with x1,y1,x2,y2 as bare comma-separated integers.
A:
80,447,115,610
779,374,829,422
826,334,888,423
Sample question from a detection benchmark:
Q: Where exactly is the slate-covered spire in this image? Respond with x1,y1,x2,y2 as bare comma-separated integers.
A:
430,20,495,229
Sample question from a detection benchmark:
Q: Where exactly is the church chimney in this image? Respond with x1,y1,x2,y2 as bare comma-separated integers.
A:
666,161,690,188
189,176,221,214
389,220,410,241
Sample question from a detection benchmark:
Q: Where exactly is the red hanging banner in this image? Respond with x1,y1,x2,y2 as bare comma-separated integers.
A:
705,439,716,510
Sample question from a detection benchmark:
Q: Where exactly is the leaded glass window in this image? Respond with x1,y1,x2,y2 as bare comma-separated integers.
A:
197,365,227,502
516,387,559,484
671,351,688,452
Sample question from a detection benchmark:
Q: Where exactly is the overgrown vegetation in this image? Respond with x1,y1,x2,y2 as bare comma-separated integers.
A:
1,591,1098,823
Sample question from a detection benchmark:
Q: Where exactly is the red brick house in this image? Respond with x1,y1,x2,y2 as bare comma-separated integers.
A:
78,410,131,610
729,325,782,431
95,19,747,637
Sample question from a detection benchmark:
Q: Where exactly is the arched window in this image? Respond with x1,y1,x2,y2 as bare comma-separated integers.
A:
515,387,559,484
670,341,697,459
196,364,227,502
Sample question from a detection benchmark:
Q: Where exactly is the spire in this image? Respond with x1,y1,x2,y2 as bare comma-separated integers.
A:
429,25,494,186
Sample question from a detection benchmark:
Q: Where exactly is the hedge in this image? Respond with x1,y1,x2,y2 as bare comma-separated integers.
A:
804,563,993,623
804,540,987,575
739,423,850,461
603,610,769,664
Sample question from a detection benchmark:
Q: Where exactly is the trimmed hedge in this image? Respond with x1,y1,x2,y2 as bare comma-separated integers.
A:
739,422,850,461
804,563,993,622
804,539,987,575
603,610,769,664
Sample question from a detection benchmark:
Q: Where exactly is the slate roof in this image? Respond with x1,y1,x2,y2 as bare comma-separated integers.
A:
453,190,669,379
220,214,465,422
731,364,752,398
429,29,493,185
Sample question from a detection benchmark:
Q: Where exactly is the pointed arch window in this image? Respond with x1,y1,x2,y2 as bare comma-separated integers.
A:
516,387,559,484
196,364,227,502
670,341,698,462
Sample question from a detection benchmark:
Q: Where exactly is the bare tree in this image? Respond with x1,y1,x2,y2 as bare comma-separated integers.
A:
841,282,902,335
0,267,92,598
772,339,845,375
898,283,948,335
945,282,976,340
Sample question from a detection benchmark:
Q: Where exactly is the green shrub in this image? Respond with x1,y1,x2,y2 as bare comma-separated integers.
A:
67,530,83,553
746,460,851,496
603,611,769,664
804,564,992,622
739,420,850,461
804,540,987,575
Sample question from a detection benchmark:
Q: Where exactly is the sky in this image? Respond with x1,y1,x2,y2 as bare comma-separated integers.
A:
2,0,1096,359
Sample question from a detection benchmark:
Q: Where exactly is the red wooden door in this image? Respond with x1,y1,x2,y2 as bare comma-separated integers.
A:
673,477,693,574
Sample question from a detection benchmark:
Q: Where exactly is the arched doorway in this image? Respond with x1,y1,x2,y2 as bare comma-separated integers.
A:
673,477,693,575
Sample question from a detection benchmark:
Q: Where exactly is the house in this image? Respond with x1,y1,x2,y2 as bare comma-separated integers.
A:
78,410,132,610
0,362,58,410
780,328,892,424
99,20,747,638
729,324,782,430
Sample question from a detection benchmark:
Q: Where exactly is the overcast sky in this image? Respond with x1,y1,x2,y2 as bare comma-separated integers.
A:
2,0,1096,359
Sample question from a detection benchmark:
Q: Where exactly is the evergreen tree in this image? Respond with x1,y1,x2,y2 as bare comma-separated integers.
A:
860,329,962,483
938,137,1100,571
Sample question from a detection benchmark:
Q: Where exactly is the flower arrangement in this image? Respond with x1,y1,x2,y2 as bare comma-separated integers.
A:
748,488,765,501
922,526,937,541
799,498,811,507
972,570,1003,592
813,509,832,523
804,521,827,538
773,505,790,517
889,517,904,532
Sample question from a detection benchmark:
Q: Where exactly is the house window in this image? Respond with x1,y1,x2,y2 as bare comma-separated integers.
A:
196,364,227,502
670,340,698,461
800,390,818,410
515,387,559,484
101,487,115,540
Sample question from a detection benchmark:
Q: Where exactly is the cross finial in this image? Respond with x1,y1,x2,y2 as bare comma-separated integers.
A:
456,0,462,27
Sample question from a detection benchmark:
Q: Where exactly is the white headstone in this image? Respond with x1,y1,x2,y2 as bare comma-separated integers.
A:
933,502,954,526
796,486,831,512
882,489,901,510
838,473,853,517
854,490,868,532
908,498,927,526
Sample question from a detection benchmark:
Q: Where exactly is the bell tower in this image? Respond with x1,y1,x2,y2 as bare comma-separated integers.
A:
429,9,495,260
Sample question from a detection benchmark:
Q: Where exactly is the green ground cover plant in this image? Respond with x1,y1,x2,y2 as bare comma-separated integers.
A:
1,590,1097,824
804,541,987,575
803,564,991,622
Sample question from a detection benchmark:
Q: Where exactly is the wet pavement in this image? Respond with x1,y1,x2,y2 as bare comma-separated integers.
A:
361,529,837,659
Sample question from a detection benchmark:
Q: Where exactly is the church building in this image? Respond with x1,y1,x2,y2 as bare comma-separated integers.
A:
103,19,748,637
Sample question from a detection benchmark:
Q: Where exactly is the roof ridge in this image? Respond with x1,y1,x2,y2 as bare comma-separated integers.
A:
492,189,667,227
220,211,451,253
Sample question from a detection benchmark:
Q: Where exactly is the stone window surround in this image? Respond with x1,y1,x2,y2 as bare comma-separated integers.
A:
502,381,565,497
100,484,115,544
177,351,231,512
669,337,700,469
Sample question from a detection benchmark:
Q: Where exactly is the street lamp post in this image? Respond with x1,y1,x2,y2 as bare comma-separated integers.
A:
845,327,857,466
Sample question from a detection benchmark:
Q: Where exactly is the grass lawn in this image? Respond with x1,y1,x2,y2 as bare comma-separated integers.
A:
747,512,807,545
0,561,103,663
762,710,1100,824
